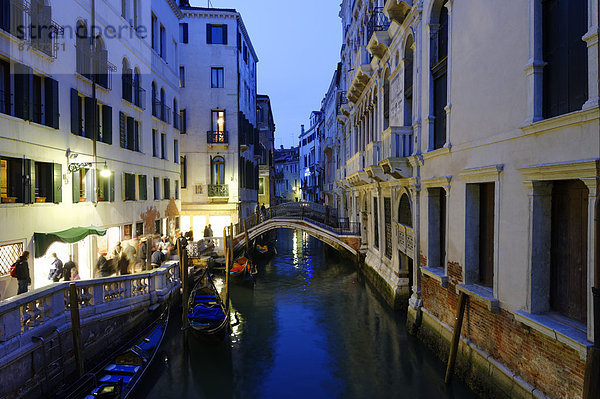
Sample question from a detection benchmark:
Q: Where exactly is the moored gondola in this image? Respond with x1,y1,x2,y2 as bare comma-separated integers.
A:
60,305,169,399
229,256,257,284
186,268,230,338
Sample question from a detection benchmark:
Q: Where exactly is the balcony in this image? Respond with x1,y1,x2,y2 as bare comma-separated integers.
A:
346,152,370,186
379,126,414,179
336,91,348,115
76,47,116,90
208,184,229,198
152,100,171,124
347,48,373,104
134,85,146,109
173,110,181,131
367,8,391,60
207,130,228,144
383,0,413,26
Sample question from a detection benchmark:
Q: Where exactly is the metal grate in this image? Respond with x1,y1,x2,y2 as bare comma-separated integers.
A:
0,242,24,275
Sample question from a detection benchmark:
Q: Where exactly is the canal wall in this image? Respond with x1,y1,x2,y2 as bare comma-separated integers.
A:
0,262,180,399
359,252,410,310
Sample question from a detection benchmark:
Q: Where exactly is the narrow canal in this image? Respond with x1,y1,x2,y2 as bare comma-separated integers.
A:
138,229,478,399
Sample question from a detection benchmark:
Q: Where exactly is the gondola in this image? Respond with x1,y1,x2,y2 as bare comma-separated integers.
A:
61,305,169,399
187,268,230,338
229,256,257,283
254,241,276,260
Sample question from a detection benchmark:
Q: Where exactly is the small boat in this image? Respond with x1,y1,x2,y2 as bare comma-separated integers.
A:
229,256,257,283
254,242,276,260
187,268,229,338
61,306,169,399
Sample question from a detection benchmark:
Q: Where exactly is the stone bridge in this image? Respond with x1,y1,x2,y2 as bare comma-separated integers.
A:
231,202,361,258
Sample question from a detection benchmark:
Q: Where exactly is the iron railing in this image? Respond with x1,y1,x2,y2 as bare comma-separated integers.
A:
207,130,228,144
152,100,171,124
75,46,115,90
208,184,229,198
134,85,146,109
367,7,390,41
173,110,181,130
234,201,361,237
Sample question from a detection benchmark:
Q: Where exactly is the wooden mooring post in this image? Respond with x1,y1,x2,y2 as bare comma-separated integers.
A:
445,291,467,384
69,283,85,377
178,238,189,329
223,227,230,309
244,220,250,255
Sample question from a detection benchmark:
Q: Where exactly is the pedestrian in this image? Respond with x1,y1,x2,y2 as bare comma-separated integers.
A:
117,253,129,275
185,230,194,242
96,252,114,277
138,236,148,270
176,231,188,249
150,246,165,268
70,268,81,281
203,225,210,238
261,203,266,215
158,236,170,255
63,255,76,282
111,241,122,259
207,224,213,238
48,252,63,282
14,251,31,295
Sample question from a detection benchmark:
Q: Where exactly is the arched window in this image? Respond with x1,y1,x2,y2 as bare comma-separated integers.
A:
398,193,412,227
173,98,178,129
94,36,109,89
151,82,157,117
431,0,448,150
122,58,132,102
403,36,414,127
211,156,225,185
133,68,142,107
383,70,390,130
542,0,587,118
76,21,89,77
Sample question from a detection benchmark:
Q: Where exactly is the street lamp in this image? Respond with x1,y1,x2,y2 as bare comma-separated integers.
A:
67,159,112,178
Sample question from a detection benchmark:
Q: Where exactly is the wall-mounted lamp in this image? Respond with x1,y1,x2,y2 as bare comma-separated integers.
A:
66,149,112,178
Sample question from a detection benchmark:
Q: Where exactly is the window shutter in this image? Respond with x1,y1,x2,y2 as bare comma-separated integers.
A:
23,159,33,204
126,116,134,150
52,163,62,203
44,77,59,129
84,97,96,139
109,173,115,202
134,120,139,151
140,175,147,200
0,0,9,31
121,173,126,201
119,111,126,148
96,49,109,88
14,63,32,121
102,105,112,144
71,89,80,134
206,24,212,44
72,170,80,203
222,25,228,45
182,23,188,43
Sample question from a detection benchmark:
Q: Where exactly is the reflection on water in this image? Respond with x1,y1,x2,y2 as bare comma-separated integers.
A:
138,229,477,399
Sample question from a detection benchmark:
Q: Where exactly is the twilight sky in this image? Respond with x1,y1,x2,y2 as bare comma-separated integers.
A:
189,0,343,149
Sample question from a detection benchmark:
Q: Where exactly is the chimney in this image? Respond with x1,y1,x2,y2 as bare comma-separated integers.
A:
280,145,284,149
301,125,305,135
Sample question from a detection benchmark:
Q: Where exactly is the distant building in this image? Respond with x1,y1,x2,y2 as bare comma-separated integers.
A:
274,146,300,203
178,5,259,236
257,95,276,207
299,112,323,203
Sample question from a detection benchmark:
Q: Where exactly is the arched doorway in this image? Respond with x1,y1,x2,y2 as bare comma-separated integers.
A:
398,193,413,289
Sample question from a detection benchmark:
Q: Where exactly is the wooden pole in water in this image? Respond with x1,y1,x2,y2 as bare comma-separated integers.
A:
223,227,229,307
445,291,467,384
244,220,250,256
69,283,85,377
178,238,189,328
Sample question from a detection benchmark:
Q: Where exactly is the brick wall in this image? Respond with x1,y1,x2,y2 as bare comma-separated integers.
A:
419,261,586,399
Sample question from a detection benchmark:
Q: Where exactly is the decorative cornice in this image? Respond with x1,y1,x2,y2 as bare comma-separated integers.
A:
519,159,599,182
422,176,452,188
459,165,504,182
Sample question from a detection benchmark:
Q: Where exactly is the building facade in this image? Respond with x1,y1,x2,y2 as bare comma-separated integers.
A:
329,0,599,398
257,94,275,207
0,0,183,295
178,5,259,237
299,112,322,203
274,146,300,204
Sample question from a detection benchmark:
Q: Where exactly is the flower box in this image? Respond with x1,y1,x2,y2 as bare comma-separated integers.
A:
35,197,46,203
79,197,86,202
1,197,16,203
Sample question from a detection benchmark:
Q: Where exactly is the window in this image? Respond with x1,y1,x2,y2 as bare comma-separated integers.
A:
542,0,587,119
151,81,158,117
76,21,90,77
550,180,588,322
430,0,448,150
123,173,136,201
163,178,170,199
72,168,92,203
210,110,226,142
133,0,139,30
1,158,61,204
153,177,160,200
97,172,114,202
180,109,187,134
34,162,62,203
259,177,265,195
373,197,379,250
398,194,412,227
211,156,225,185
152,129,159,157
180,156,187,189
383,70,390,131
465,183,495,288
97,103,113,144
72,89,103,141
175,180,179,200
133,68,144,109
161,133,167,160
384,197,392,259
174,139,179,163
119,113,140,152
243,43,248,63
427,188,446,269
179,66,185,88
151,13,157,51
211,67,224,88
160,24,166,59
121,0,127,19
138,175,147,201
122,58,132,102
0,59,10,115
93,36,109,90
207,24,227,44
404,36,414,127
179,23,188,43
173,98,178,129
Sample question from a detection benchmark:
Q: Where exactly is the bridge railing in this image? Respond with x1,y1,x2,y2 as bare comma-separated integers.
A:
234,202,360,237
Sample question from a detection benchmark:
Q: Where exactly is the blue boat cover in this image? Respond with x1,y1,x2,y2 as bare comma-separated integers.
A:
104,364,140,374
100,374,133,384
188,305,225,321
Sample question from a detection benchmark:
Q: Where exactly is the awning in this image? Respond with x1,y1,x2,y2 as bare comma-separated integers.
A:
34,226,107,257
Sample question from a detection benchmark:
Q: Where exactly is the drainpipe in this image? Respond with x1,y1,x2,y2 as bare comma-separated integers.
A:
584,192,599,399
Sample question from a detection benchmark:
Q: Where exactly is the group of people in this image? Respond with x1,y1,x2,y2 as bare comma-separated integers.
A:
47,252,80,282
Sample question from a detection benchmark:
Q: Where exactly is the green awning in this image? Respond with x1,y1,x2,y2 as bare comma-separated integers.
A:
34,226,107,257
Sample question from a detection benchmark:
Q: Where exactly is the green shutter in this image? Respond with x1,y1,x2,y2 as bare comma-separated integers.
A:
102,105,112,144
53,163,62,203
44,77,59,129
119,111,126,148
70,88,79,134
109,173,115,202
121,173,126,201
23,159,33,204
84,97,96,139
72,170,80,203
14,63,32,121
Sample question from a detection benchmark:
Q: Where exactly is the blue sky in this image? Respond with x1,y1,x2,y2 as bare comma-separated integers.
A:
189,0,343,148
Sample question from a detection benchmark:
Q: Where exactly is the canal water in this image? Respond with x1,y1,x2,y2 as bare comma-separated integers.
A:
138,229,478,399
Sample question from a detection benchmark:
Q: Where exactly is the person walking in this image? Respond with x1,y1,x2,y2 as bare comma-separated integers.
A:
14,251,31,295
111,241,123,259
63,255,76,282
117,253,129,275
48,253,63,282
150,246,165,268
203,225,210,239
207,224,213,238
123,241,137,272
96,252,114,277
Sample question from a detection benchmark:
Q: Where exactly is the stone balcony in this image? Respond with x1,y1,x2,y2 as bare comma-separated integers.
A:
379,126,414,179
